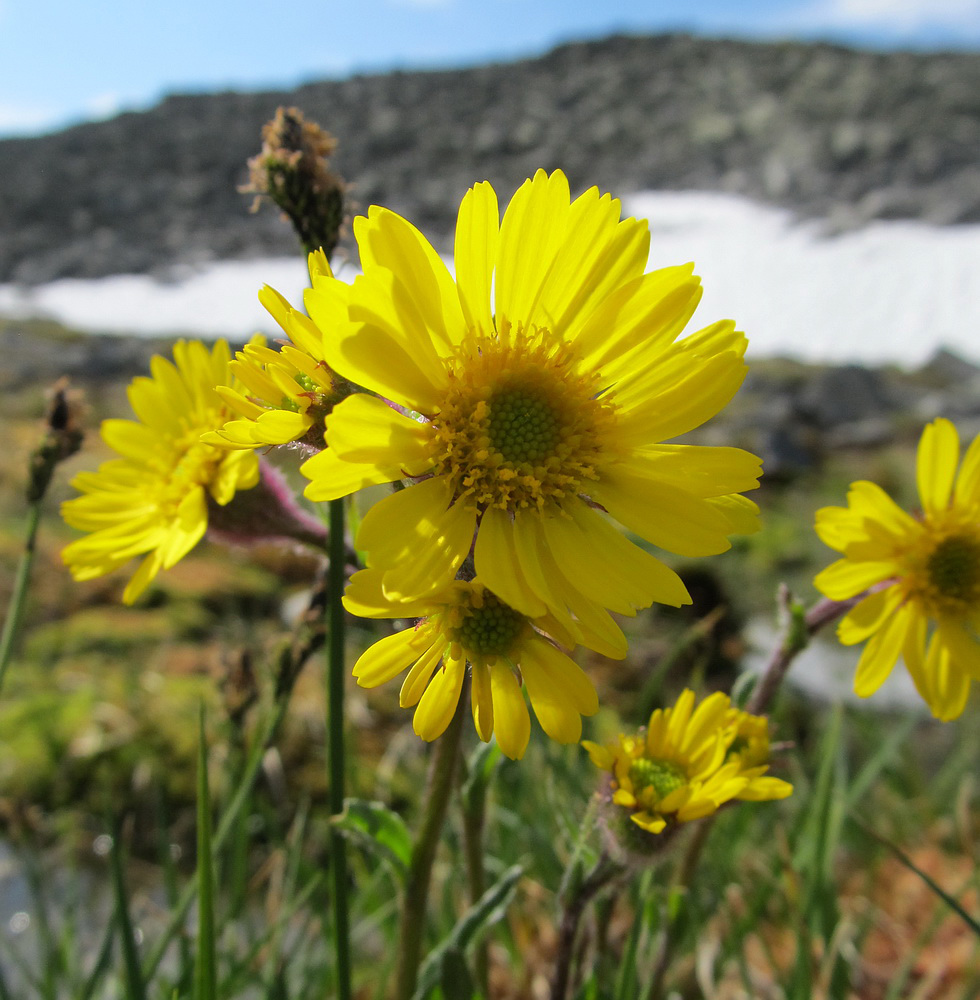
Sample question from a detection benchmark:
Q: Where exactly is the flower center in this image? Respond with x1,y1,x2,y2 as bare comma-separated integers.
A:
628,758,686,800
923,533,980,612
427,323,615,514
447,588,527,662
487,385,560,464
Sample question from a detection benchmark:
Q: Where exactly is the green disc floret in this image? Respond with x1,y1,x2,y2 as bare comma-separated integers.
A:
452,592,526,657
926,534,980,605
629,758,686,800
487,386,560,464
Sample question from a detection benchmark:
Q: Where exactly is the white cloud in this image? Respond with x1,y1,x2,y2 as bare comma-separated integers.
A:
0,102,59,137
84,92,123,121
793,0,980,32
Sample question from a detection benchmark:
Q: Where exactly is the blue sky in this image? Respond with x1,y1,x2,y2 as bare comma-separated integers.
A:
2,0,979,138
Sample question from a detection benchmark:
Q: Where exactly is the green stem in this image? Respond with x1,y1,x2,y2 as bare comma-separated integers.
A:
327,497,352,1000
0,500,42,698
643,818,715,1000
460,765,489,997
395,691,468,1000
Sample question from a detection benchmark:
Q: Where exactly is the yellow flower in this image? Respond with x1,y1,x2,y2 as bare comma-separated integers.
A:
62,339,260,604
345,569,600,759
298,169,760,631
583,689,792,835
814,417,980,720
205,251,341,450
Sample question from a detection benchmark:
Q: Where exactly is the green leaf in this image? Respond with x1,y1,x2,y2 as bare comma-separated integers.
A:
438,947,475,1000
331,798,412,880
412,865,523,1000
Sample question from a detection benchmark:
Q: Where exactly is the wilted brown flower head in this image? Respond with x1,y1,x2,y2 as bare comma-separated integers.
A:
28,377,85,502
243,106,346,259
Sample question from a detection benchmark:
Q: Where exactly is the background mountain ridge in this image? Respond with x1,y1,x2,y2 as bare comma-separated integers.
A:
1,31,978,284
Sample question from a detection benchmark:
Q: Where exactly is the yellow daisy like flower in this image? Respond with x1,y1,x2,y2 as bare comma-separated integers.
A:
814,417,980,720
205,251,342,450
345,569,600,759
62,339,260,604
299,169,761,626
583,689,792,835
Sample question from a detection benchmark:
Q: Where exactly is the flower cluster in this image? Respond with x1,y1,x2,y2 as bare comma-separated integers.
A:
61,339,261,603
288,169,762,752
64,169,773,763
815,417,980,720
584,689,792,838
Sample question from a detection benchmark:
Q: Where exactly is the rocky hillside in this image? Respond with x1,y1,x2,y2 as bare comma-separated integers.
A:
1,33,979,283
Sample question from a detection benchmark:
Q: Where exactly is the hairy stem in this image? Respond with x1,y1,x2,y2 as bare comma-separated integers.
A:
0,502,42,699
395,693,468,1000
747,587,859,716
327,497,352,999
550,851,625,1000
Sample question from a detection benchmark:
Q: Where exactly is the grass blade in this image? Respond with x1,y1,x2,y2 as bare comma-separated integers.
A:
108,825,147,1000
194,704,218,1000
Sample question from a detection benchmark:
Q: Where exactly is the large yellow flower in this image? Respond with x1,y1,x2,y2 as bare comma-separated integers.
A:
583,689,792,836
299,169,760,626
205,252,341,450
62,339,260,604
814,418,980,720
345,570,600,759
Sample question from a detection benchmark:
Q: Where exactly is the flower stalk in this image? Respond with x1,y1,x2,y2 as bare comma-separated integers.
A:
327,497,352,999
1,379,84,697
395,687,468,1000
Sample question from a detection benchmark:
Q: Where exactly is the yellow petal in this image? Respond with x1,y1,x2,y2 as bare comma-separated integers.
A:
916,418,959,516
923,635,971,721
413,657,466,741
853,602,911,697
953,431,980,505
837,586,904,645
301,448,402,502
495,169,570,324
738,776,793,801
399,640,446,708
489,661,531,760
536,190,650,339
622,445,762,498
575,264,701,373
379,500,477,601
352,628,429,688
591,474,734,557
343,568,435,620
814,559,896,602
520,636,598,744
473,506,548,617
356,475,452,565
354,206,466,351
470,662,495,743
454,181,499,337
326,393,431,469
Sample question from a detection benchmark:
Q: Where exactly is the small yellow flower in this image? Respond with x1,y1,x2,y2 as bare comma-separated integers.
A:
61,340,259,603
206,250,342,450
815,417,980,720
583,689,792,835
296,169,760,628
345,569,601,759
